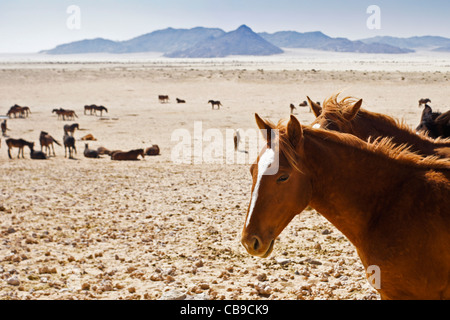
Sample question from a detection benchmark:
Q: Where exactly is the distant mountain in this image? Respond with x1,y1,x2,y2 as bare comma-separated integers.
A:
40,38,123,54
42,26,445,57
360,35,450,49
119,27,225,53
165,25,283,58
259,31,414,54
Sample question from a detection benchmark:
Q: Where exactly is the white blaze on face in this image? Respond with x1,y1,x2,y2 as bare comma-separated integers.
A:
313,123,321,129
246,148,275,228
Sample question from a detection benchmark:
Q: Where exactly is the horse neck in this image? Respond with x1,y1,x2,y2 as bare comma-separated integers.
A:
353,113,438,156
303,132,410,247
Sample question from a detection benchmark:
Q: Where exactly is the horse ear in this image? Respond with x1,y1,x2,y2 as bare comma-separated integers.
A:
287,115,303,148
344,99,362,121
307,96,322,118
255,113,273,147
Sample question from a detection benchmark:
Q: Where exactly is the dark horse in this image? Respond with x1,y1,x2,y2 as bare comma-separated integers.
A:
64,134,76,158
208,100,222,110
93,105,108,116
144,145,160,156
84,143,100,158
111,149,145,160
63,123,79,136
30,146,47,160
5,138,34,159
40,131,61,156
416,104,450,139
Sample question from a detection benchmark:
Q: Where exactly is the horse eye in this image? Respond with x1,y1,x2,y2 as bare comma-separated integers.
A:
277,175,289,182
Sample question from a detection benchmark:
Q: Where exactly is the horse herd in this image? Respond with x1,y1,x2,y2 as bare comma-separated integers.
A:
2,104,160,161
158,95,223,110
242,94,450,300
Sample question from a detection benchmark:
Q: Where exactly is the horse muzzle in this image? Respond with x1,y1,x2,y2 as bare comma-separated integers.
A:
241,234,275,258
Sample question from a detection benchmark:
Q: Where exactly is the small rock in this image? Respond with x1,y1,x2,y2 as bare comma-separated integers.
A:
187,217,194,222
313,243,322,250
321,229,331,235
256,273,267,281
276,258,291,266
7,276,20,286
159,289,186,300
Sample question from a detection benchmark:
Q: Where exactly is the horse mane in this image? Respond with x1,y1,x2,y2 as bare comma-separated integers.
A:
323,93,450,144
263,117,450,172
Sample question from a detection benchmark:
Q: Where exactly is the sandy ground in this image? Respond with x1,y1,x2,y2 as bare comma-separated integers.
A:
0,57,449,300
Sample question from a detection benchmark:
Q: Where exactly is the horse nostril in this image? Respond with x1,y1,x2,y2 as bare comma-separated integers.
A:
252,236,260,251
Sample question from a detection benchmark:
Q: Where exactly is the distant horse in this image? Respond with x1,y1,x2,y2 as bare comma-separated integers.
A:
5,138,34,159
39,131,61,156
111,149,145,161
97,146,112,155
176,98,186,103
233,130,241,151
144,145,160,156
52,108,77,121
7,105,25,118
63,123,79,136
1,120,8,136
159,95,169,103
241,113,450,300
418,98,431,107
29,146,47,160
308,95,450,158
416,104,450,139
299,100,308,107
21,106,31,117
84,105,96,115
63,134,76,158
52,108,65,120
289,104,296,114
84,143,100,158
81,134,97,141
208,100,222,109
93,105,108,116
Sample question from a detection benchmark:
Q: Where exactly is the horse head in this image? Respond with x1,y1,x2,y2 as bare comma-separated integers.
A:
241,114,313,258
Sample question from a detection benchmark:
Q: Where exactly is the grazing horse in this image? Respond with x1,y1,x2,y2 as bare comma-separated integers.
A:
208,100,222,109
416,104,450,139
159,95,169,103
419,98,431,107
63,123,79,136
84,105,95,115
5,138,34,159
52,108,77,121
63,134,76,158
176,98,186,103
84,144,100,158
111,149,145,161
144,145,160,156
21,106,31,117
308,94,450,158
241,113,450,300
39,131,61,156
93,105,108,116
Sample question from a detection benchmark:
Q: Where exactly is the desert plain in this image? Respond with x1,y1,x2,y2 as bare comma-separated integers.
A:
0,50,449,300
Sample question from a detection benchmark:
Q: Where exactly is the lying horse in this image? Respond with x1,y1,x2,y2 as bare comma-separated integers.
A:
144,145,160,156
5,138,34,159
176,98,186,103
84,143,100,158
111,149,145,161
29,146,47,160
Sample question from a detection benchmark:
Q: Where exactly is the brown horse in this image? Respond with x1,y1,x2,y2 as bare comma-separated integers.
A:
416,104,450,139
308,94,450,158
5,138,34,159
111,149,145,161
159,95,169,103
176,98,186,103
208,100,222,109
144,145,160,156
39,131,61,156
29,146,47,159
63,123,79,136
63,134,76,158
289,104,296,114
241,113,450,300
93,105,108,116
52,108,78,120
7,105,27,118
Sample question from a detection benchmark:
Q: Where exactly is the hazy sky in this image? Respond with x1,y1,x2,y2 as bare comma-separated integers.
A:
0,0,449,53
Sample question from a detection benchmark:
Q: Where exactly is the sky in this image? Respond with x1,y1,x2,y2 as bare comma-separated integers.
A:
0,0,449,53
